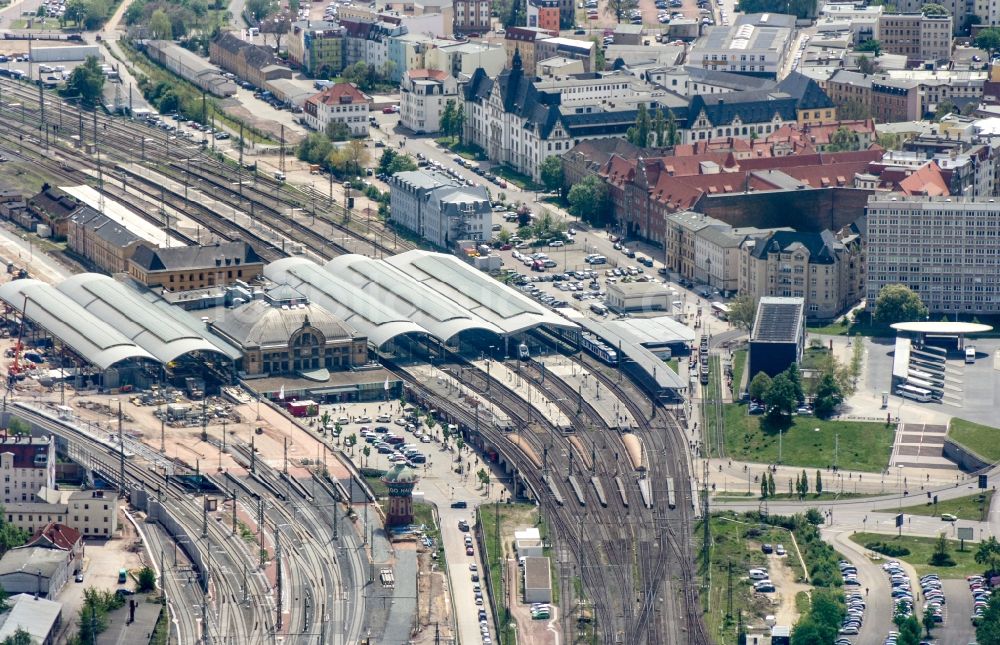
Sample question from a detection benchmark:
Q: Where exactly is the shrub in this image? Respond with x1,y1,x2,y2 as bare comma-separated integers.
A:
865,541,911,557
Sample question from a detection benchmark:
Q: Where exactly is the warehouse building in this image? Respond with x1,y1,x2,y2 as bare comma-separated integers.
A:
523,556,552,603
144,40,238,97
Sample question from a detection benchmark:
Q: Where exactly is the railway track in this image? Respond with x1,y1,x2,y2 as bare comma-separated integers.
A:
0,77,412,262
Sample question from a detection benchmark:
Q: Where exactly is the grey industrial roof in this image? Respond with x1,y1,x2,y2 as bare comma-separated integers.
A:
385,250,577,335
209,300,357,350
603,316,696,346
751,296,804,343
0,279,156,370
0,547,65,578
267,252,577,346
56,274,239,363
324,254,504,341
265,257,426,347
0,594,62,643
557,309,687,390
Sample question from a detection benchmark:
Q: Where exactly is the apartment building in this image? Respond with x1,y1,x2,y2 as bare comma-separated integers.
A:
453,0,490,33
68,490,119,538
877,13,952,62
387,170,491,248
3,503,67,536
0,436,56,505
400,69,458,134
527,0,561,32
303,82,371,136
739,229,864,320
865,194,1000,314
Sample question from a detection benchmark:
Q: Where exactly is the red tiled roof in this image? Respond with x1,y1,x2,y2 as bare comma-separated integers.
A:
897,161,949,196
406,69,449,81
26,523,81,551
307,82,367,107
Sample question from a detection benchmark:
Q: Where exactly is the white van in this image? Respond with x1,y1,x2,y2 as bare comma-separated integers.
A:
590,303,608,315
748,569,768,581
966,346,976,364
274,171,286,181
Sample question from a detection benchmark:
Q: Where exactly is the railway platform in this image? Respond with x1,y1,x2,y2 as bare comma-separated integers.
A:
532,354,636,429
468,359,572,430
405,363,513,430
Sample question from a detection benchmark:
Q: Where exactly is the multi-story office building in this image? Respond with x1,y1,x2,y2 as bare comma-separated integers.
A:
387,170,491,248
866,195,1000,314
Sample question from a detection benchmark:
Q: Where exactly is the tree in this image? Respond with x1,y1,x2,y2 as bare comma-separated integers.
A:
149,8,172,39
839,99,872,120
386,154,417,175
767,472,776,497
827,126,861,152
815,470,823,495
876,131,903,150
764,372,797,417
604,0,638,23
727,293,757,332
137,566,157,592
975,536,1000,575
873,284,928,325
539,155,564,193
812,372,843,419
975,27,1000,53
502,0,523,29
856,55,880,76
976,594,1000,644
856,39,882,55
935,100,958,121
567,175,611,226
440,100,455,140
922,606,936,637
246,0,275,22
378,148,398,174
786,364,804,404
760,474,769,499
652,108,666,148
921,2,949,15
362,445,370,466
64,0,87,25
65,56,106,109
667,110,679,147
297,132,332,166
748,372,772,403
260,11,291,51
82,0,108,29
626,103,651,147
1,629,31,645
325,120,350,141
797,469,809,498
343,139,370,176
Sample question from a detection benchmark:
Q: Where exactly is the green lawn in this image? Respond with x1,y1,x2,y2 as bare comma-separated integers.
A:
715,492,873,502
695,514,804,643
948,418,1000,463
731,350,747,395
494,165,544,191
801,346,833,371
878,491,995,522
723,403,895,472
434,138,487,161
849,532,982,578
666,358,679,373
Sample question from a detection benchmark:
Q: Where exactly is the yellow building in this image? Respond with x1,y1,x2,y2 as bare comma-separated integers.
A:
128,242,265,291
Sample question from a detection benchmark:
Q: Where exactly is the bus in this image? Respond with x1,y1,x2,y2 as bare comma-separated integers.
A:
896,384,933,402
908,369,943,385
905,377,942,396
711,302,729,320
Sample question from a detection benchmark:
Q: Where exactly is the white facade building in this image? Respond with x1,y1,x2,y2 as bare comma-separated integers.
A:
303,82,371,136
400,69,459,134
387,170,492,248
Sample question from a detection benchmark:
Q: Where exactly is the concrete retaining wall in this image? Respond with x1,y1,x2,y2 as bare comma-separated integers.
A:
943,437,992,474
